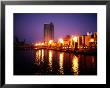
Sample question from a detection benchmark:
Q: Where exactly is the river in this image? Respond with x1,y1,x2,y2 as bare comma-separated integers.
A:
14,49,97,75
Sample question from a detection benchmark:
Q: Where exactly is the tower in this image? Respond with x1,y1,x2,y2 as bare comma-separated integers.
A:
44,22,54,42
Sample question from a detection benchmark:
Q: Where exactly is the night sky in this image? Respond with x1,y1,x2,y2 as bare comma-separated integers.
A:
14,13,97,43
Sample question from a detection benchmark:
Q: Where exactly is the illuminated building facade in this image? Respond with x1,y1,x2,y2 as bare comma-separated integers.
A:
63,35,71,46
94,32,97,45
76,32,97,48
82,35,85,48
44,22,54,42
77,36,82,48
85,32,92,47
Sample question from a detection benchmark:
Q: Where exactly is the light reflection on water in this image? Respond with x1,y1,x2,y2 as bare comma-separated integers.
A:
49,50,53,72
34,49,96,75
72,55,79,75
35,50,44,65
35,50,40,65
41,49,44,62
59,52,64,74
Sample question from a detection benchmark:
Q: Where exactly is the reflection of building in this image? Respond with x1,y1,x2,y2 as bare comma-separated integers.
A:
44,22,54,42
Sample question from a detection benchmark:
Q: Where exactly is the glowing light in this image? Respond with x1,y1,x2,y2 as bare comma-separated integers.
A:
41,49,44,62
72,55,79,75
89,38,94,42
35,43,41,46
35,50,41,65
41,43,44,45
49,50,53,72
59,53,64,74
39,43,42,45
49,40,53,44
73,36,77,42
59,38,63,44
35,43,39,46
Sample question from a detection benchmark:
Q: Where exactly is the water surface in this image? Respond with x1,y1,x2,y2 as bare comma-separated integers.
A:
14,49,97,75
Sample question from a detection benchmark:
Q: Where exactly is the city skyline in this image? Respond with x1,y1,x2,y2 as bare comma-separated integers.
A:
14,13,97,43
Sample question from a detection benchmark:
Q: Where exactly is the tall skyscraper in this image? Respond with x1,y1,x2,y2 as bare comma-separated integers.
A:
44,22,54,42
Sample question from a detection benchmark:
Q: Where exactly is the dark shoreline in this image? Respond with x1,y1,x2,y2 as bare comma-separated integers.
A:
14,46,97,56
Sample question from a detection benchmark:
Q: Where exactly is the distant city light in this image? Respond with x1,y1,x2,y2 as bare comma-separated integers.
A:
73,36,77,42
89,38,94,42
49,40,53,44
33,31,96,50
41,43,44,45
35,42,41,46
35,43,38,46
59,38,64,44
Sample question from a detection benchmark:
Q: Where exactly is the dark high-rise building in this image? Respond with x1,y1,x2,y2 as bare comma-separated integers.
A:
44,22,54,42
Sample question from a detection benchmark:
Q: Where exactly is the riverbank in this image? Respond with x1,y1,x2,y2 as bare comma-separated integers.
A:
14,45,97,55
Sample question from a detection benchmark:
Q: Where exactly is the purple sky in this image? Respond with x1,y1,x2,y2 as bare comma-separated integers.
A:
14,13,97,43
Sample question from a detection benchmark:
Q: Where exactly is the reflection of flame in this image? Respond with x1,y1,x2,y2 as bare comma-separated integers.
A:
49,50,52,72
59,53,64,74
72,55,79,75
